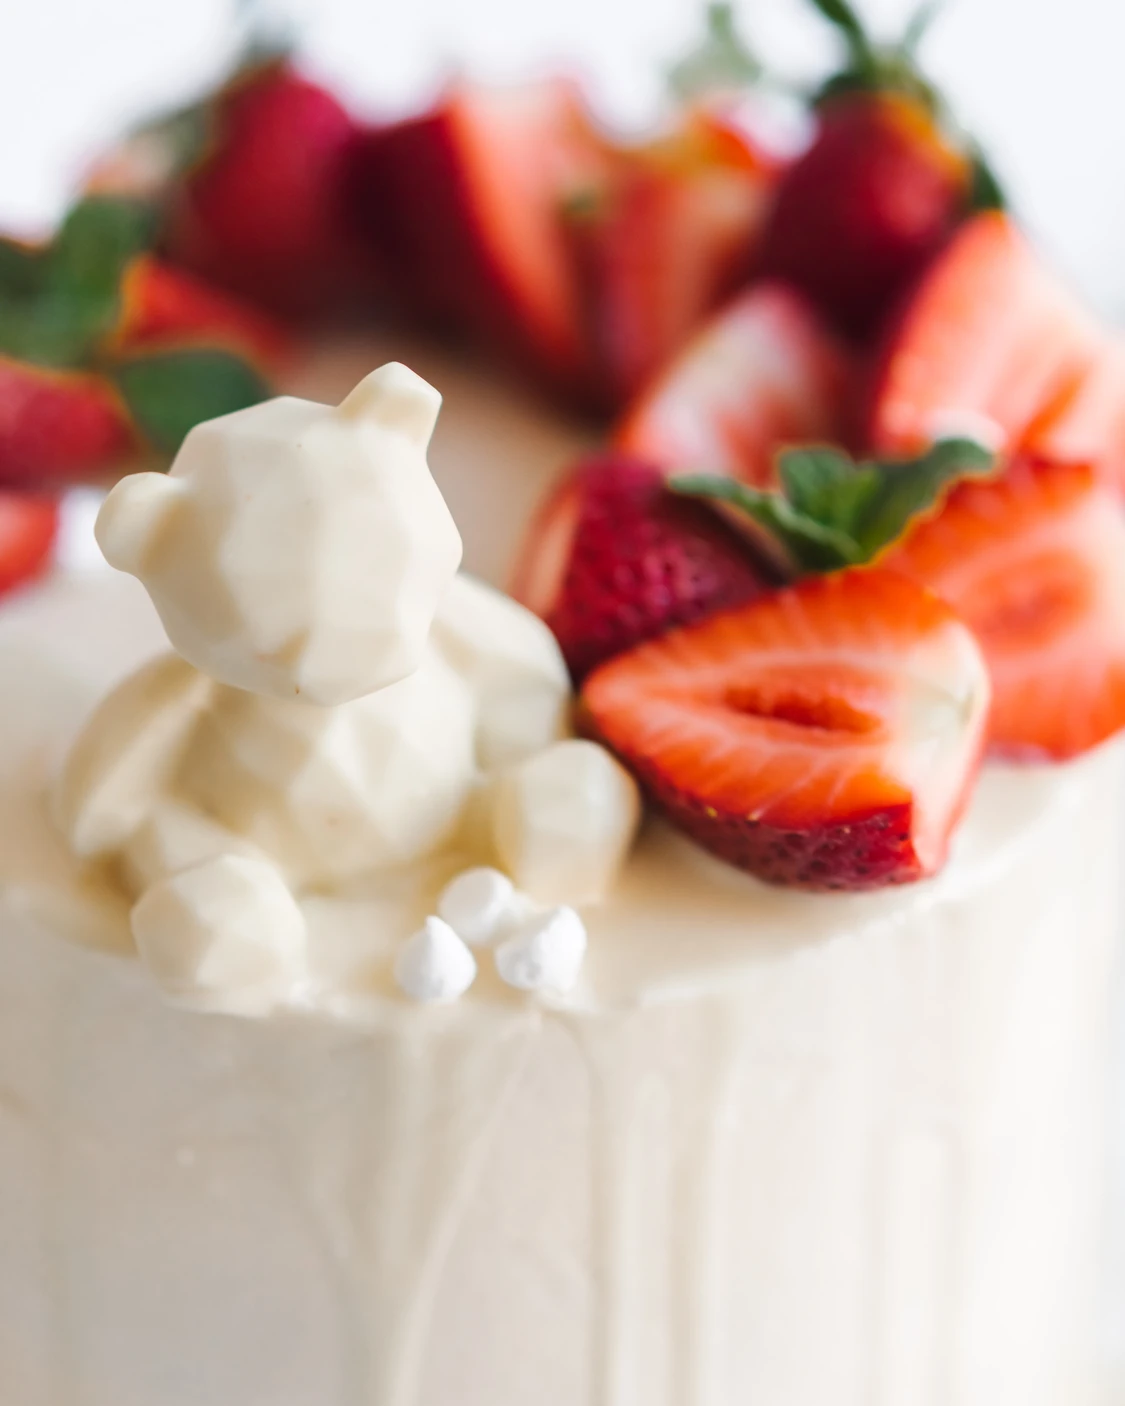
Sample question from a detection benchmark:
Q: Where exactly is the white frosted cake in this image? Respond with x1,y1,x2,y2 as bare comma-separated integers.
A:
0,340,1121,1406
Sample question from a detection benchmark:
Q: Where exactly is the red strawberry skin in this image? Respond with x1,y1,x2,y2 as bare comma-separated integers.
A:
108,254,292,371
0,357,136,487
511,455,772,681
581,568,990,890
0,492,58,595
348,81,600,398
882,456,1125,760
614,284,852,488
168,60,367,317
758,93,970,342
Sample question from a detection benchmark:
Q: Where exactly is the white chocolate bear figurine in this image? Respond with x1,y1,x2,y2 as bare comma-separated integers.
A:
53,364,639,1013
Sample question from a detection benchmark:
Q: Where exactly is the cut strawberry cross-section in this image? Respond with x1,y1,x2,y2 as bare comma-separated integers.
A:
350,80,602,397
870,211,1099,457
613,284,852,488
511,454,772,681
882,456,1125,760
581,567,990,890
567,110,782,406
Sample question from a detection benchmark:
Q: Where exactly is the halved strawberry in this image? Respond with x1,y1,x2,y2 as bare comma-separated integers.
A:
613,284,852,487
568,110,782,405
870,212,1099,457
349,80,603,396
881,457,1125,760
511,454,772,681
0,357,137,487
1022,335,1125,493
581,567,990,889
0,492,58,595
106,254,292,371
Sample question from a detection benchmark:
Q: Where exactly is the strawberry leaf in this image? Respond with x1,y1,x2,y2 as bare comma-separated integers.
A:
668,3,762,102
0,197,155,369
672,437,995,575
111,349,270,455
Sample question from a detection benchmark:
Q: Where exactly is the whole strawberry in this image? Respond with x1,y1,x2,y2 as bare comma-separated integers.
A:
758,0,988,342
164,55,370,317
511,454,773,681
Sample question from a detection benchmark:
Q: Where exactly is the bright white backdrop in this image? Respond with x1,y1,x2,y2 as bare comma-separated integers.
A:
1,0,1123,318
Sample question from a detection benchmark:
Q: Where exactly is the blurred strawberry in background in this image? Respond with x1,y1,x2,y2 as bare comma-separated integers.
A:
756,0,992,343
0,195,288,487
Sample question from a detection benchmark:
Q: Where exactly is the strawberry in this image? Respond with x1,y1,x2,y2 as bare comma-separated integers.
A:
567,110,782,405
613,284,852,487
881,456,1125,760
107,254,291,371
166,56,370,317
510,454,772,681
581,567,990,890
0,357,136,487
1022,334,1125,493
870,211,1099,457
348,80,604,397
755,0,979,342
0,492,58,595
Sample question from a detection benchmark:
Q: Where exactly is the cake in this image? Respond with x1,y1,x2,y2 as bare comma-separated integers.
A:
4,4,1125,1404
0,325,1120,1405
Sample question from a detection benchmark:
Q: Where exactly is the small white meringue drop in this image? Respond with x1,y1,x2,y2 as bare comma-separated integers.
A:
437,866,517,946
395,917,477,1003
495,906,587,995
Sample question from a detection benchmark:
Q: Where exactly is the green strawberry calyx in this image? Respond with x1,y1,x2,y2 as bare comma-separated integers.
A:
671,437,995,575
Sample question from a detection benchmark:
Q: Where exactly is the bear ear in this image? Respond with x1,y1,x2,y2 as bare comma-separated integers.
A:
95,472,187,579
336,363,442,447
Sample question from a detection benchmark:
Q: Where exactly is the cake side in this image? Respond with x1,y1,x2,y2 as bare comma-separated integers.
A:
0,564,1119,1405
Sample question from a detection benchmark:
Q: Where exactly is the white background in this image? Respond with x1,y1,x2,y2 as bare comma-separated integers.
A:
1,0,1124,319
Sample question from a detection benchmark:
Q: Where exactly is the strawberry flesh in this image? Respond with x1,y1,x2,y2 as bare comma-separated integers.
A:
581,568,990,890
614,284,852,487
0,358,136,487
511,455,772,681
349,81,601,397
883,456,1125,760
870,211,1099,457
569,111,781,406
0,492,57,595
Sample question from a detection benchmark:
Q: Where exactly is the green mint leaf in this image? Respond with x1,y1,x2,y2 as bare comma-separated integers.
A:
0,238,45,298
776,445,880,533
851,437,994,556
670,474,861,573
668,3,762,102
0,198,157,369
50,197,154,303
112,349,271,455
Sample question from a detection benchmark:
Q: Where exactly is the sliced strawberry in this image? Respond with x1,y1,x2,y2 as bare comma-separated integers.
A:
882,457,1125,760
511,454,772,681
581,567,990,890
0,492,58,595
1022,334,1125,492
613,284,852,487
870,212,1099,457
0,357,136,487
349,80,603,396
107,254,292,371
758,91,970,342
568,110,782,405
